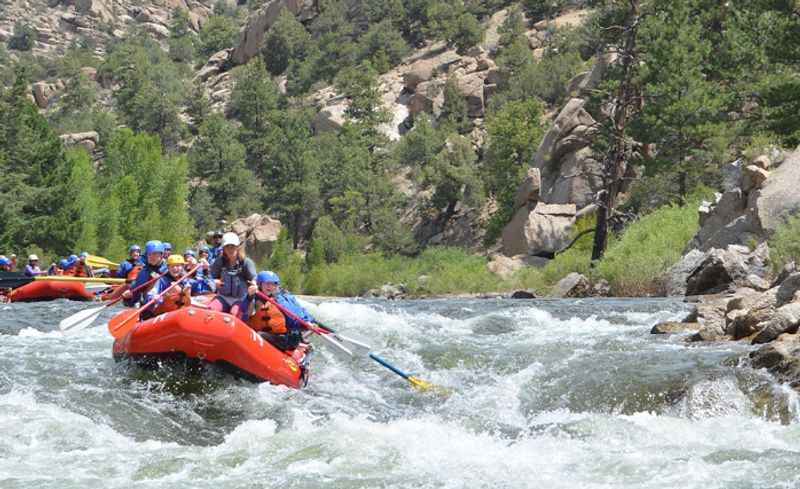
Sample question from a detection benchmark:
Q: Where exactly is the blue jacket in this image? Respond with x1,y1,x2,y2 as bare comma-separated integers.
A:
272,289,315,333
125,261,167,306
117,257,143,279
208,246,222,264
189,275,215,295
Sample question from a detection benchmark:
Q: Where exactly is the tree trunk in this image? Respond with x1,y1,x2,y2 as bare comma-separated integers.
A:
591,0,641,262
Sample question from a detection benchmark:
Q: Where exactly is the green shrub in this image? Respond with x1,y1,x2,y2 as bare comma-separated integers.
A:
769,213,800,273
596,199,704,296
198,15,239,58
300,247,506,297
8,22,36,51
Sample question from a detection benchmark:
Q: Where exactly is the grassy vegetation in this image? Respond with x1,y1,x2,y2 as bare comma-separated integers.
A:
768,213,800,273
268,196,706,298
300,247,507,297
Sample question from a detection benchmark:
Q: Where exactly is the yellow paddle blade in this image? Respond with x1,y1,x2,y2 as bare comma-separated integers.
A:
87,255,119,269
408,376,452,396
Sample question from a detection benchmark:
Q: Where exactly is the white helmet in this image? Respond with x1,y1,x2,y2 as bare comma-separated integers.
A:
221,232,241,247
28,254,39,261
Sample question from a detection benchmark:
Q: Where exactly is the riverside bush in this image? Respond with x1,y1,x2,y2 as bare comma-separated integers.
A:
513,197,704,296
768,214,800,273
300,247,505,297
596,201,702,296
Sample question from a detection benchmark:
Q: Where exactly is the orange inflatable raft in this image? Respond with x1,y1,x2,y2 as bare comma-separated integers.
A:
9,280,96,302
112,306,310,388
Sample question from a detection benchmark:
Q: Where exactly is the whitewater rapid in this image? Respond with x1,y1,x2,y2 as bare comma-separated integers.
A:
1,297,799,488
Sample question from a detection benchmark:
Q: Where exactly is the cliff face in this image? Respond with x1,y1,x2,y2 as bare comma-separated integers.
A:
0,0,215,57
2,0,602,254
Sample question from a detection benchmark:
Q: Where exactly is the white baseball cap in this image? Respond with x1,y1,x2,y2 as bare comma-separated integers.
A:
221,232,241,247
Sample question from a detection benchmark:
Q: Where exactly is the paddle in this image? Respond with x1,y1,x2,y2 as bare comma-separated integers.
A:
256,292,447,394
59,272,167,333
368,353,445,393
108,265,200,339
0,272,126,289
86,255,119,270
256,292,353,355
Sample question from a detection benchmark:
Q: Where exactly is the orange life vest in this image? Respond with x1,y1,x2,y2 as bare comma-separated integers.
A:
247,300,287,334
127,264,142,282
153,285,190,316
72,264,90,277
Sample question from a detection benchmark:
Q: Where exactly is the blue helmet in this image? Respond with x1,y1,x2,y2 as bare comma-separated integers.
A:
79,252,89,259
128,244,141,253
69,254,78,261
199,245,210,253
0,256,9,266
144,240,164,255
163,242,172,251
256,271,280,285
58,258,69,268
183,249,196,257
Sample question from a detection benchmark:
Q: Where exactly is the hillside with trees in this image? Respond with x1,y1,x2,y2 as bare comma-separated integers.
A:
2,0,800,296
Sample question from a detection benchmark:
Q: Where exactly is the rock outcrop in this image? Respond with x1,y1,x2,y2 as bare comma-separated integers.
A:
228,213,282,265
501,203,577,257
552,272,591,298
231,0,317,66
688,150,800,251
59,131,100,153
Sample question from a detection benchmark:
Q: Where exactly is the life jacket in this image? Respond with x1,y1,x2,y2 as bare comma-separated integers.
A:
247,299,287,334
127,263,142,282
212,257,255,301
72,263,90,277
152,277,190,316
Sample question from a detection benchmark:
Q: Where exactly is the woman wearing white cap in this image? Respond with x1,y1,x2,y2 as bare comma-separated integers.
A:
208,232,257,315
24,255,45,277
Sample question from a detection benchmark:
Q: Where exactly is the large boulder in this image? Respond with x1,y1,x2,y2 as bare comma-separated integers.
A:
752,302,800,344
487,253,547,280
231,0,317,66
455,72,486,117
501,202,576,257
687,295,733,342
689,150,800,251
552,272,591,298
663,249,707,296
725,287,778,339
525,98,604,209
59,131,99,153
32,81,58,109
684,244,770,296
752,149,800,235
749,333,800,387
403,58,440,91
229,213,282,265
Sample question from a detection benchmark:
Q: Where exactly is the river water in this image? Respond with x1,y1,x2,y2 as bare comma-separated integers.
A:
1,297,799,488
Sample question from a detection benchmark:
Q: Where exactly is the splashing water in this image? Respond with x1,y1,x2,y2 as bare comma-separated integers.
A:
1,297,799,488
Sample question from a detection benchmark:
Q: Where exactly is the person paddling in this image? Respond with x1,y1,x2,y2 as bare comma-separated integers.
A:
242,271,302,351
251,271,318,341
163,242,173,259
24,254,45,277
117,245,143,281
141,255,191,319
0,256,11,272
71,252,94,278
122,240,167,307
208,232,256,316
